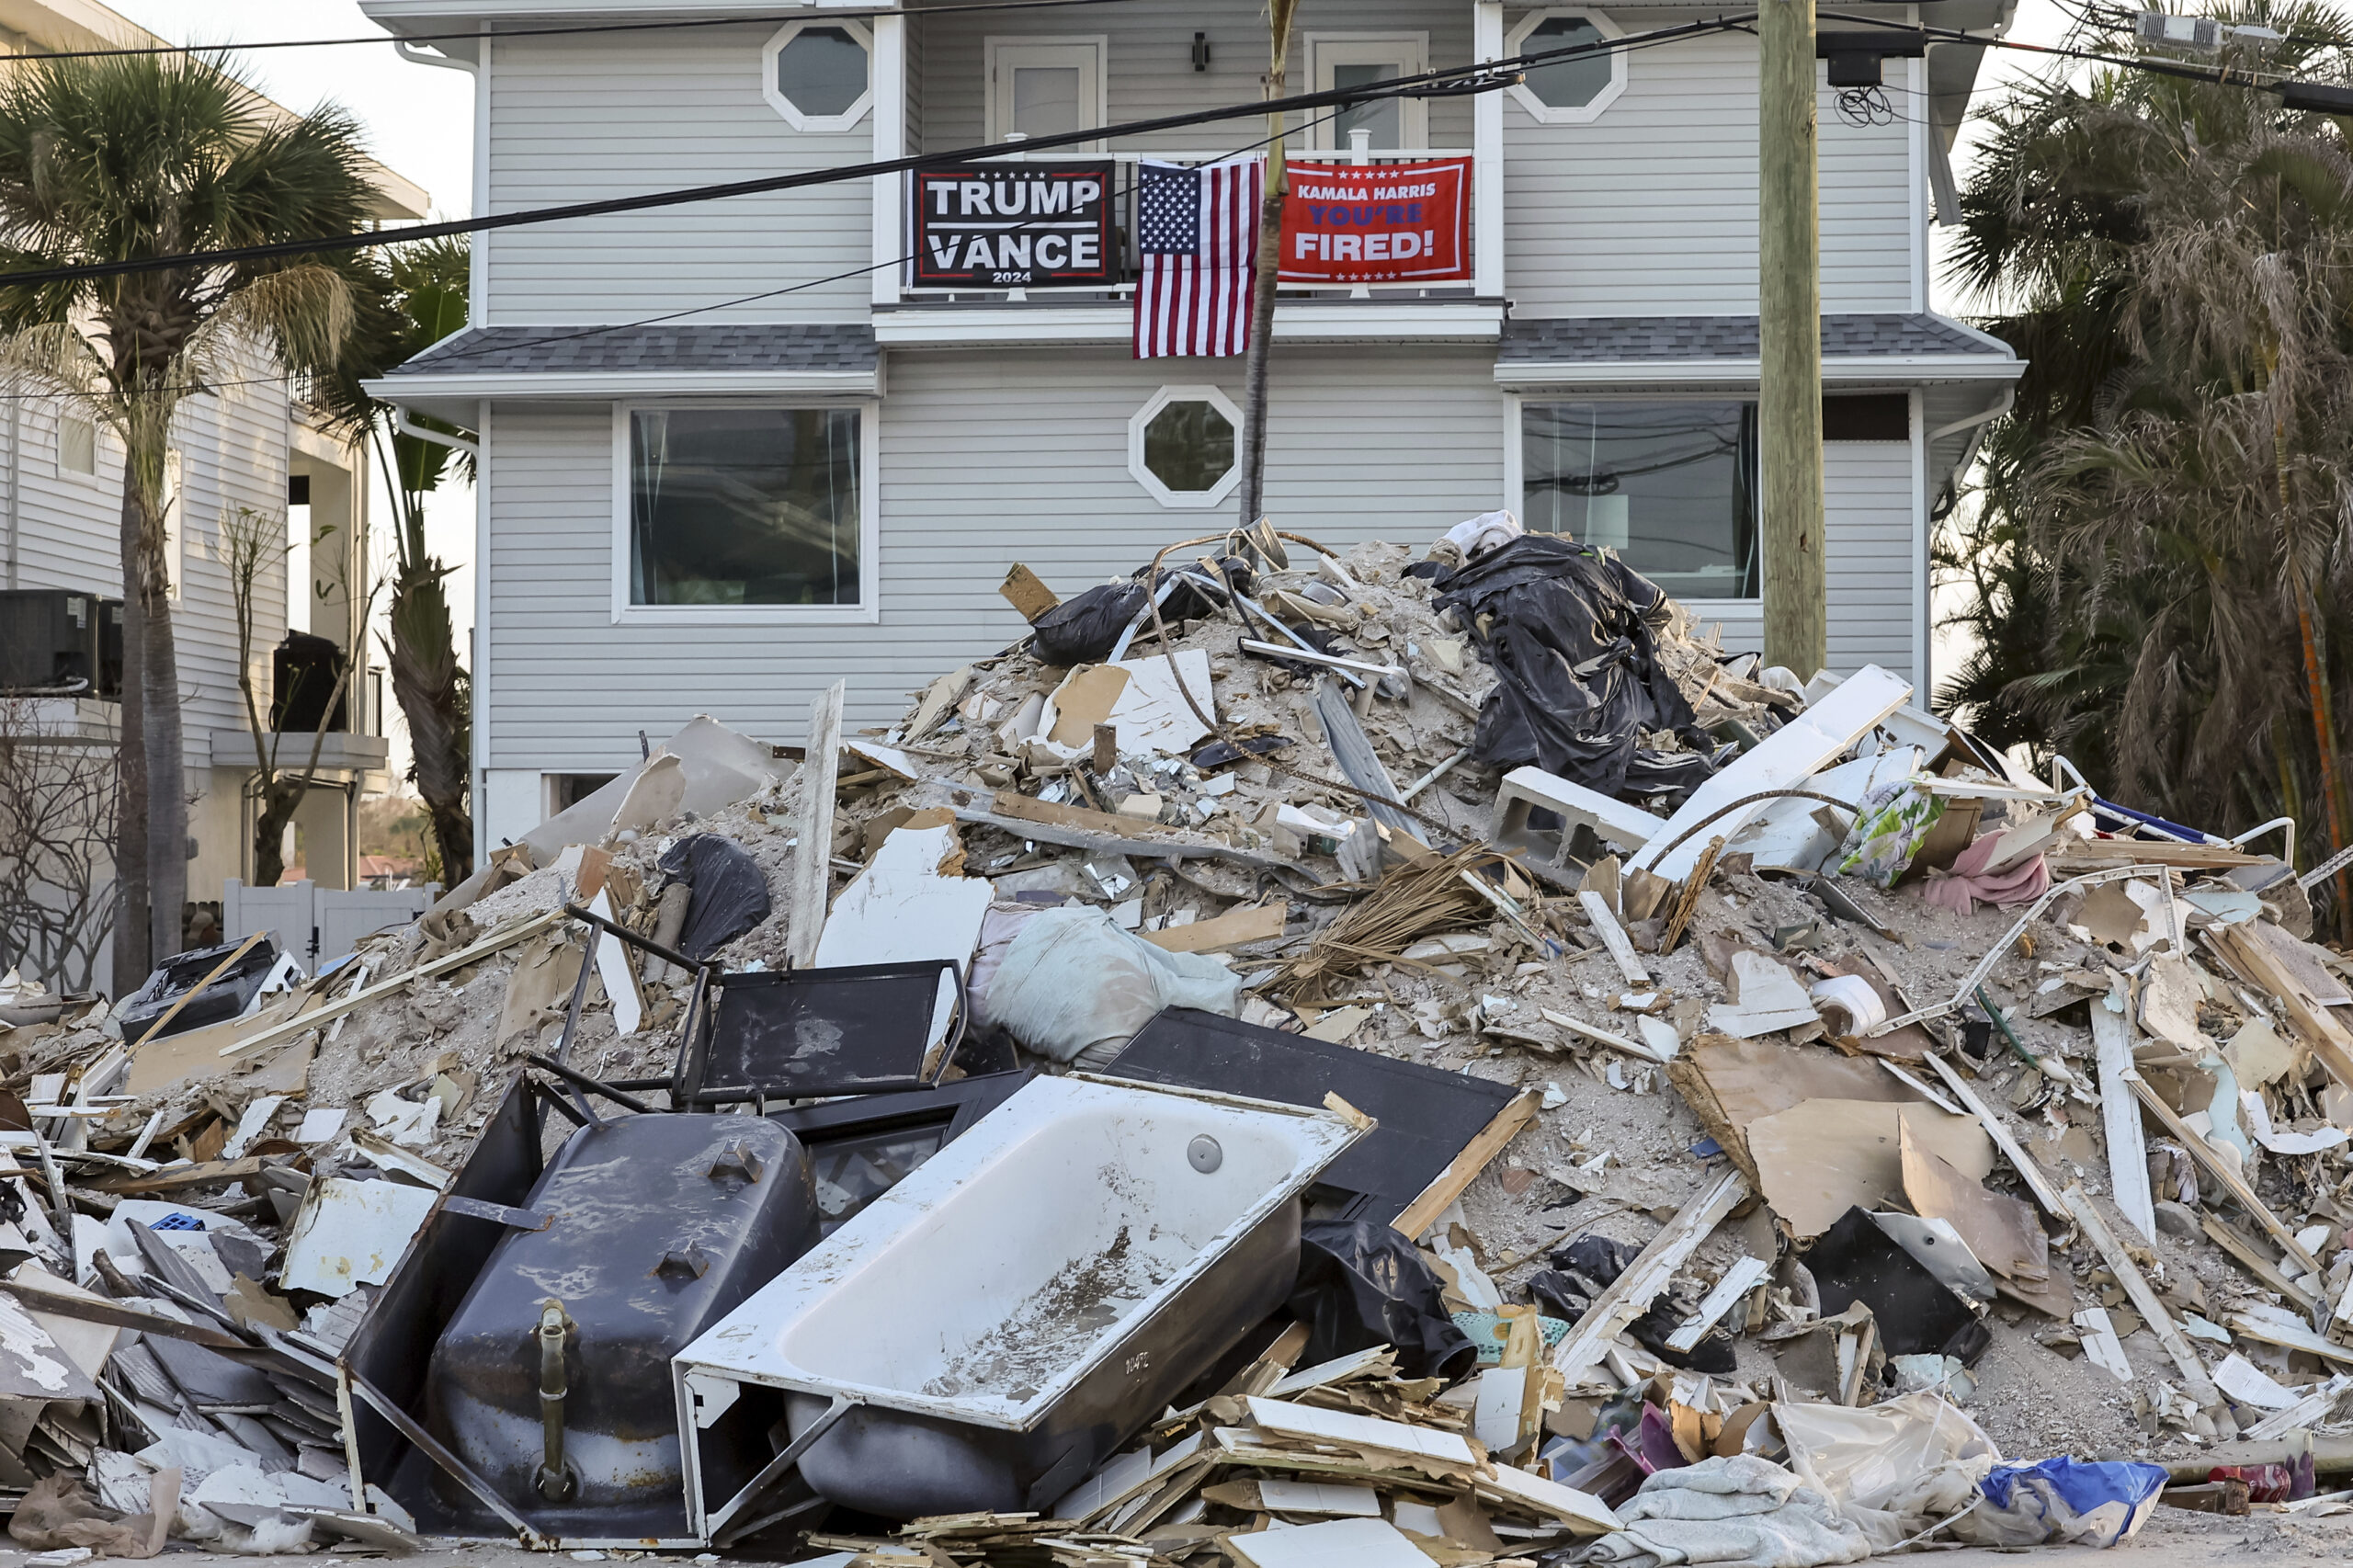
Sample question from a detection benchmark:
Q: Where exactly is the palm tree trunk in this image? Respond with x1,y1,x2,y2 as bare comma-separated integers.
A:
110,483,149,996
1234,3,1296,530
2290,574,2351,938
386,498,473,881
134,483,187,964
142,585,187,960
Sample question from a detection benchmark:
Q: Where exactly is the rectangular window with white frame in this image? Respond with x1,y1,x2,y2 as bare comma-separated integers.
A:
1521,401,1760,600
57,411,96,476
1307,34,1430,151
613,403,878,624
986,37,1106,149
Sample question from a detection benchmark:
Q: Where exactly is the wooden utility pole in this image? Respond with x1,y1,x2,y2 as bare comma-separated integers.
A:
1235,0,1299,530
1758,0,1826,677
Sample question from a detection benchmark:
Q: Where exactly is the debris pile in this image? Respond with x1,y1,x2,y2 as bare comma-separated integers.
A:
2,515,2353,1562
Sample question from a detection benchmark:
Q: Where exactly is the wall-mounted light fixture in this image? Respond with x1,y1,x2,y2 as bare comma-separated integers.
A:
1192,31,1211,72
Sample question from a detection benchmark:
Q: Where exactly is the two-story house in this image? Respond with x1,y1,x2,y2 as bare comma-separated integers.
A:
358,0,2022,851
0,0,432,974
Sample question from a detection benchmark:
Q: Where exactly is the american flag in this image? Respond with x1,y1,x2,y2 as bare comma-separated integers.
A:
1132,154,1264,358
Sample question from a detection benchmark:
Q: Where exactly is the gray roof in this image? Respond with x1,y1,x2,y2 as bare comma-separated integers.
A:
386,323,879,377
1500,313,2006,363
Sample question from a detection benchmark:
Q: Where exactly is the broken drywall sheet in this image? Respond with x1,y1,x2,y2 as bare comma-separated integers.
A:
1724,747,1919,872
1897,1120,2050,1285
1042,651,1218,757
2137,956,2209,1053
1746,1100,1993,1238
1636,664,1911,881
2223,1017,2297,1088
813,822,994,971
1705,951,1820,1039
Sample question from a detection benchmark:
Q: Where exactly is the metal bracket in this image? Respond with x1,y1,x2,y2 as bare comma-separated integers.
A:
346,1369,546,1547
702,1392,855,1542
440,1195,553,1232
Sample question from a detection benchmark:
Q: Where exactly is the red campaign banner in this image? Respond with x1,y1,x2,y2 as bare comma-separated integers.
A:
1278,156,1472,284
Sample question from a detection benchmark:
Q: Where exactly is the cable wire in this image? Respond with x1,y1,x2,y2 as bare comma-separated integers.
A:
0,11,1759,289
2,0,1161,62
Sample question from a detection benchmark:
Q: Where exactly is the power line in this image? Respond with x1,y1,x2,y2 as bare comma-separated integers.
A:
0,12,1758,290
1,0,1155,62
0,107,1354,400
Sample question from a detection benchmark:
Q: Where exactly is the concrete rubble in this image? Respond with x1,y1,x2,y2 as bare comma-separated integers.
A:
3,519,2353,1562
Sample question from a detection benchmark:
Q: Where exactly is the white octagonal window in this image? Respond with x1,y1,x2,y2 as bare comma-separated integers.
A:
764,19,872,131
1506,9,1627,125
1129,387,1241,509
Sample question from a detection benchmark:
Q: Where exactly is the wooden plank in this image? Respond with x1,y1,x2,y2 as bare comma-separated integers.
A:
2048,841,2262,870
0,1277,251,1349
1539,1008,1673,1064
2130,1074,2325,1277
2207,925,2353,1092
1665,1255,1770,1353
1142,903,1288,954
1549,1168,1748,1380
2092,999,2155,1244
988,787,1155,838
784,680,846,971
128,933,265,1047
1923,1051,2068,1217
999,564,1060,622
2201,1216,2321,1313
91,1156,266,1195
2228,1311,2353,1368
949,805,1303,874
2063,1186,2229,1426
1391,1090,1542,1241
1576,892,1650,986
220,907,564,1060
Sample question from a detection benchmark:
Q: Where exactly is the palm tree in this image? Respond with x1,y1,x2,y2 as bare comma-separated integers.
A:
0,51,377,989
1945,3,2353,933
313,237,475,881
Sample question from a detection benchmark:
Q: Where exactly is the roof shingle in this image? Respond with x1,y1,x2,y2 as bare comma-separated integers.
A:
386,323,879,377
1499,313,2006,363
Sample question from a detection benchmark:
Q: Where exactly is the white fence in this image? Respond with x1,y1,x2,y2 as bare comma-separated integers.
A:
223,879,437,971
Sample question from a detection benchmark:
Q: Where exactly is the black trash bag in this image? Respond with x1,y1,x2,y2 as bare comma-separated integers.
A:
1433,536,1718,795
1523,1268,1591,1324
656,834,772,960
1030,581,1149,665
1152,555,1255,621
1628,1300,1737,1374
1285,1220,1479,1381
1552,1233,1640,1290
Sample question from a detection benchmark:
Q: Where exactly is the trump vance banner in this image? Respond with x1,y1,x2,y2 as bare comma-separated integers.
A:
1277,156,1472,285
910,162,1118,288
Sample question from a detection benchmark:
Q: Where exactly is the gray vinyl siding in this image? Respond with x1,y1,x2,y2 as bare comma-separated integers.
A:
477,347,1505,766
483,26,871,325
912,0,1476,155
1501,21,1915,314
1678,438,1917,683
3,359,293,761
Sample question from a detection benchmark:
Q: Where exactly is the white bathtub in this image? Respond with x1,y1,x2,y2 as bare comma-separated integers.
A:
672,1074,1364,1528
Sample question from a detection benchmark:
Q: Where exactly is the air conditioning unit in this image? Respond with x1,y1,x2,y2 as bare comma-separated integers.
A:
0,589,117,698
2137,12,2222,51
270,629,349,733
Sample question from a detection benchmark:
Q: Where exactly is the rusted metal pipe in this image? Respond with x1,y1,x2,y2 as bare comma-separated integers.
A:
535,1300,574,1503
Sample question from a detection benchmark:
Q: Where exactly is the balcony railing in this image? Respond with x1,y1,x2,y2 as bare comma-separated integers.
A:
885,148,1490,306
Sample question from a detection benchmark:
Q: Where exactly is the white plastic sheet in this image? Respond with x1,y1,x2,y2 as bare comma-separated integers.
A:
982,905,1240,1064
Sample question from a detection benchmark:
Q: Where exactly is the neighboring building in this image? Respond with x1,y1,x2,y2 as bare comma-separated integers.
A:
0,0,429,930
358,0,2023,851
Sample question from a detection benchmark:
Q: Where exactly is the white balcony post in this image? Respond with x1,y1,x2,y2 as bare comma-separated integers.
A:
871,10,906,306
1473,0,1505,298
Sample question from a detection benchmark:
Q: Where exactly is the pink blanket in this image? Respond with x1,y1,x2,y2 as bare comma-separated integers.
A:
1921,831,2051,916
